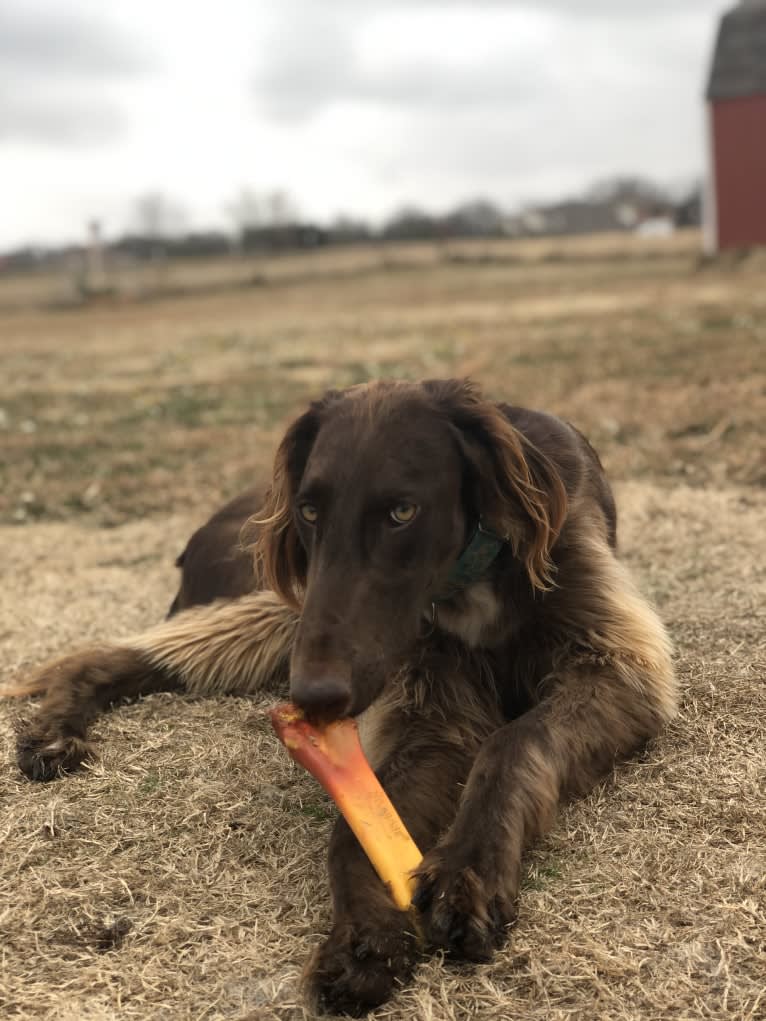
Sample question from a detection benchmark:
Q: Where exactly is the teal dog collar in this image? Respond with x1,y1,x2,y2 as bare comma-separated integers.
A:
434,521,507,602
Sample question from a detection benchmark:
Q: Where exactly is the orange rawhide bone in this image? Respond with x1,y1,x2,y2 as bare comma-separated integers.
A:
269,703,422,910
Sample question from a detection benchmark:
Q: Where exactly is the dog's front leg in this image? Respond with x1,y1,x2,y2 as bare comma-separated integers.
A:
306,709,492,1016
307,817,421,1017
413,658,677,962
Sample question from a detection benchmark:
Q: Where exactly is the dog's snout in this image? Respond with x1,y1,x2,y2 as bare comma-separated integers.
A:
290,673,353,721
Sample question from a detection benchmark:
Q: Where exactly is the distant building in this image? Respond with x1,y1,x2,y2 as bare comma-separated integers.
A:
705,1,766,252
520,200,624,236
503,192,678,240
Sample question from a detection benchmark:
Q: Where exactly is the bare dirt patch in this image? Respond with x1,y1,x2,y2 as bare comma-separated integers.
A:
1,235,764,1020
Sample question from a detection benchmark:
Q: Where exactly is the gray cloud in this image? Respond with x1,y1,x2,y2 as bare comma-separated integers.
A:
256,48,554,121
253,3,556,122
253,9,358,120
0,94,126,145
277,0,724,18
253,0,725,122
500,0,721,14
0,4,153,75
0,3,152,144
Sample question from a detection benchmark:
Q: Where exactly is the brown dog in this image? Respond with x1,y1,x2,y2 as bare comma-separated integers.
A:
11,379,676,1015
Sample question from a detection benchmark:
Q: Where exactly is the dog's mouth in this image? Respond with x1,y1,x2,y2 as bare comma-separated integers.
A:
300,704,351,728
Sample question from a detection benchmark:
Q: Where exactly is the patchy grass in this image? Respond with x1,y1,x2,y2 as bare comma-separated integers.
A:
1,232,764,528
1,234,764,1020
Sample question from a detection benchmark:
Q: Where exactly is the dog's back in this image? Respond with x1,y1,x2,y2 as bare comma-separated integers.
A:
168,487,261,616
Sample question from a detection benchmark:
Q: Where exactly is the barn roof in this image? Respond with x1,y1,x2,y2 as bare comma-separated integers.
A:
706,1,766,101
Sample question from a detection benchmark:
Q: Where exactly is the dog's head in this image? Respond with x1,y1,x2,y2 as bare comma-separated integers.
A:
251,379,566,721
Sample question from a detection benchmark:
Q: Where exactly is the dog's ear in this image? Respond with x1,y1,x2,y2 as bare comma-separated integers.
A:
425,379,568,590
246,392,344,608
246,408,317,608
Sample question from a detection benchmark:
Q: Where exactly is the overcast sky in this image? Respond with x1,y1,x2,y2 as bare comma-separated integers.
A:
1,0,730,249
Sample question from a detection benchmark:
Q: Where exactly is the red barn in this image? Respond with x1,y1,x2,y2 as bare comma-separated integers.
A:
704,0,766,252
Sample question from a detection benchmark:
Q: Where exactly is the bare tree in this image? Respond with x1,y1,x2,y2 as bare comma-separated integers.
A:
133,192,186,241
586,176,669,207
264,189,298,227
224,188,264,235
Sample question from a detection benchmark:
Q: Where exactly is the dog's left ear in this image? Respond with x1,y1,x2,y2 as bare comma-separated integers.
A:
425,379,568,590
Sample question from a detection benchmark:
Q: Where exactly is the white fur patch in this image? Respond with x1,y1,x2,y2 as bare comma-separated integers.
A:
357,701,395,770
430,581,502,647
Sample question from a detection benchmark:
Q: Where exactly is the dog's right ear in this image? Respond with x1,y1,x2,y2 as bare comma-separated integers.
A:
246,408,319,609
246,391,344,609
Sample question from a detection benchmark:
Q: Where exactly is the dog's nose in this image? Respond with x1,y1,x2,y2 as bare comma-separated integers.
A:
290,673,352,721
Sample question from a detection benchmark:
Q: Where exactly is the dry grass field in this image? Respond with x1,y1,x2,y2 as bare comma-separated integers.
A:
1,232,764,1020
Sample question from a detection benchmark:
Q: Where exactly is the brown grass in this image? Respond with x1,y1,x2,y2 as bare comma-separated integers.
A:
1,232,764,1019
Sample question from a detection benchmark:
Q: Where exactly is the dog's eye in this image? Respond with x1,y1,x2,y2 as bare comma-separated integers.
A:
299,503,318,525
389,503,418,526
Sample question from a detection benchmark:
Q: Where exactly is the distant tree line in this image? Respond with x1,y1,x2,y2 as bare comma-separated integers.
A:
0,177,702,270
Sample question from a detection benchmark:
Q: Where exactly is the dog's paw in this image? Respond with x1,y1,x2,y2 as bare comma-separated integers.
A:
413,846,517,962
305,916,419,1017
15,726,93,782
